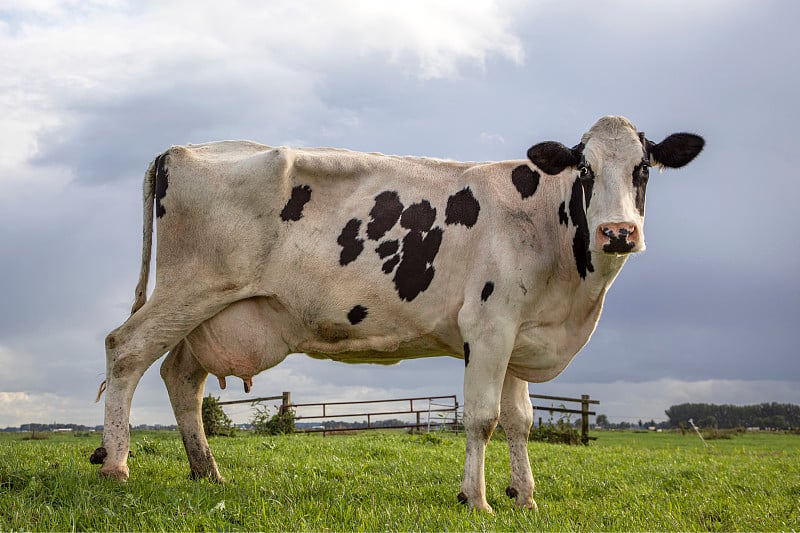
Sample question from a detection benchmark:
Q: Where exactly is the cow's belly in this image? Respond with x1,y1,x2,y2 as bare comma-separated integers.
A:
184,296,457,381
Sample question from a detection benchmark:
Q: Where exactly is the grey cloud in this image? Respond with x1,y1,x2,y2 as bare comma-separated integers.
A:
2,1,799,427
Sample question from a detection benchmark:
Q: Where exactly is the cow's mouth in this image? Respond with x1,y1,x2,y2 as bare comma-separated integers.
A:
602,234,636,254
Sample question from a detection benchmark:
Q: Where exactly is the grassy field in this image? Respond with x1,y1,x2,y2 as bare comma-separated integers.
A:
1,429,798,531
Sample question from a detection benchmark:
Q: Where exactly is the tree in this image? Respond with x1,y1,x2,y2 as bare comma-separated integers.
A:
202,395,236,437
595,414,609,427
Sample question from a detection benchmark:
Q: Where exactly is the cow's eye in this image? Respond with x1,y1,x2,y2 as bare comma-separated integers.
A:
640,162,649,179
579,164,594,181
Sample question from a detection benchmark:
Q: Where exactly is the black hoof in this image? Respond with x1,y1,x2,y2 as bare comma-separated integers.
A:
506,486,519,499
457,492,468,505
89,447,107,465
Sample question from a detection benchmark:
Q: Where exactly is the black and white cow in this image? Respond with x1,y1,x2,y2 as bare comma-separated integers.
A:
94,116,703,512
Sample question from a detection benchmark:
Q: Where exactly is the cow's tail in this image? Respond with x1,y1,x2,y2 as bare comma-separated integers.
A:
131,155,158,314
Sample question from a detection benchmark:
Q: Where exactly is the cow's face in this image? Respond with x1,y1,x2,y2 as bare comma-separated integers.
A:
528,116,704,256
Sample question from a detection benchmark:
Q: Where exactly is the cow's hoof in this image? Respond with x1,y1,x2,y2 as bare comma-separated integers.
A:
457,492,493,513
506,485,538,510
89,447,107,465
189,470,225,483
99,465,129,482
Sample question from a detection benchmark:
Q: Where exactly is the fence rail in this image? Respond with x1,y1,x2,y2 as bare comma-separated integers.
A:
291,395,459,435
530,393,598,445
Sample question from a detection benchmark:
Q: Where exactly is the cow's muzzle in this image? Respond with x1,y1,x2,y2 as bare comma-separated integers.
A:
597,223,639,254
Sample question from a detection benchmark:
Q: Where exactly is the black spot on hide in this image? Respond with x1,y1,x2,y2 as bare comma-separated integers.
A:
367,191,403,240
632,163,648,216
569,178,594,279
337,218,364,265
558,202,569,226
347,305,368,325
390,200,442,301
506,486,519,499
480,281,494,302
155,153,169,218
393,225,442,301
511,165,540,199
400,200,436,232
376,239,399,259
580,169,594,209
382,254,400,274
463,343,470,367
336,191,445,302
445,187,480,227
280,185,312,221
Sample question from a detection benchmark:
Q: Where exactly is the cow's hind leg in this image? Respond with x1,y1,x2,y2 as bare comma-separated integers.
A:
499,373,536,510
160,340,223,482
99,288,242,481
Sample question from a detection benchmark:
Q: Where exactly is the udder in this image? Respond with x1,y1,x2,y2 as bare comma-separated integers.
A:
185,297,292,392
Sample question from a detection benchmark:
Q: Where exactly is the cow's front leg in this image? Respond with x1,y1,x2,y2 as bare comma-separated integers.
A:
499,372,537,510
458,323,515,512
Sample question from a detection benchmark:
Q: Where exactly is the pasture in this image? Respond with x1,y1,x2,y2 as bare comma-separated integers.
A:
1,430,798,531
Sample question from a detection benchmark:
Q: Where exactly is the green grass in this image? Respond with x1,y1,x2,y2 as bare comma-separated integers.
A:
1,430,798,531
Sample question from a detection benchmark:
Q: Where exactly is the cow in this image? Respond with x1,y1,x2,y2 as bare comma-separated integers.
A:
92,116,703,512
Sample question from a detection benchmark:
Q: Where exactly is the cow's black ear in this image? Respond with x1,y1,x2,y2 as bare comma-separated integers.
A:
650,133,705,168
527,141,582,175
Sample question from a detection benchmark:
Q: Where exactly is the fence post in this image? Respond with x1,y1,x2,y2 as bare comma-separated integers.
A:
581,394,590,445
280,391,291,415
454,399,459,435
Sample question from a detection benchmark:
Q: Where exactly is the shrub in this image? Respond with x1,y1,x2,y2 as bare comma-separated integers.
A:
202,395,236,437
251,404,295,435
529,421,581,445
411,432,444,445
21,431,49,441
134,436,160,455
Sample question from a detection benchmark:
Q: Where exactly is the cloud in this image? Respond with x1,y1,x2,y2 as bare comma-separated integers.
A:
1,1,799,430
2,0,526,185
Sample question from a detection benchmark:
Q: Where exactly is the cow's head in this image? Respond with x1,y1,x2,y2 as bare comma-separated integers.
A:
528,116,704,255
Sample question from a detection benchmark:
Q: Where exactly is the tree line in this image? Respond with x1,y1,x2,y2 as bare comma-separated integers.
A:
664,402,800,429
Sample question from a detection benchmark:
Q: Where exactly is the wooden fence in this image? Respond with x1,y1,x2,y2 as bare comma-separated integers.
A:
219,393,459,435
290,395,459,435
530,393,599,445
218,391,598,443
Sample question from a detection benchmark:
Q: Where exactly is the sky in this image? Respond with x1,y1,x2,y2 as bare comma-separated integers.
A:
1,0,798,428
